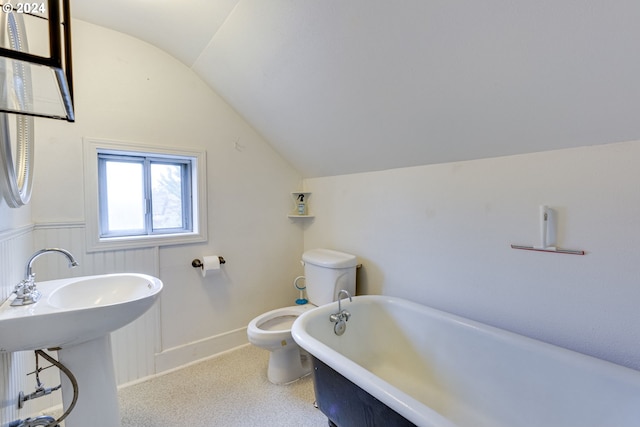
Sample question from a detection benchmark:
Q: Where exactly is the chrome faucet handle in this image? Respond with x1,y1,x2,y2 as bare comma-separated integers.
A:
11,278,41,306
14,280,27,297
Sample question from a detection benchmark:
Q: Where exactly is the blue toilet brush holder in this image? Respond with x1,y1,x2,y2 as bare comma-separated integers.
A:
294,276,308,305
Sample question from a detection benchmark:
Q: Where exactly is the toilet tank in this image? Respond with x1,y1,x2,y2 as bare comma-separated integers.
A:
302,249,357,306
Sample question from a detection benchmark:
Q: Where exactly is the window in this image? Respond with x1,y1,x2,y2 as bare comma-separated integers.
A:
98,152,193,237
84,139,207,251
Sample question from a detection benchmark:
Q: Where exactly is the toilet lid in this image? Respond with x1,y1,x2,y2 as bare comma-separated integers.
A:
259,315,298,332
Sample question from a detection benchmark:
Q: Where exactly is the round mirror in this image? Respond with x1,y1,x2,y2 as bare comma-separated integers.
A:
0,11,34,207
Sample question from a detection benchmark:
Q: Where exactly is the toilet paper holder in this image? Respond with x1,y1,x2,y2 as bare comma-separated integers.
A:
191,256,226,268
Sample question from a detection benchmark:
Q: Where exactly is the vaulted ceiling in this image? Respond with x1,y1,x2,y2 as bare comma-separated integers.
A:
71,0,640,177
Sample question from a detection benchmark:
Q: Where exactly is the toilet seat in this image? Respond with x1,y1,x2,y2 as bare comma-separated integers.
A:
247,304,313,349
247,248,357,384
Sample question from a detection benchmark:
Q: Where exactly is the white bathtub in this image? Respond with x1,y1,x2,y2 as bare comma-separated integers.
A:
292,295,640,427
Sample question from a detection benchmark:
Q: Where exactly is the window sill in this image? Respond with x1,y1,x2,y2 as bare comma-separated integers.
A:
87,231,207,253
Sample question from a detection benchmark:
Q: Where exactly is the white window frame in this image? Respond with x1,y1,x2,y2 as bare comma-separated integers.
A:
84,138,208,252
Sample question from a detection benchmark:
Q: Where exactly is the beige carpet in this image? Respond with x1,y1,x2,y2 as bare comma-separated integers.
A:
118,344,328,427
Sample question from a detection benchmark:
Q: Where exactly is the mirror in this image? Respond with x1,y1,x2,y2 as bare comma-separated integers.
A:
0,11,34,207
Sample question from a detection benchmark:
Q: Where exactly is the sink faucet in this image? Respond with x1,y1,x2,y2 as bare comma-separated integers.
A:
11,248,79,307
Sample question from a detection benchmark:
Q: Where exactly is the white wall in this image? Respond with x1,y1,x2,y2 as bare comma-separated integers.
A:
304,140,640,370
32,19,305,362
32,18,304,351
1,19,305,422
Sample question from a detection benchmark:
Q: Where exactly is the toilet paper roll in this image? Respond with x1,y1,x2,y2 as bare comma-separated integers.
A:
201,255,221,277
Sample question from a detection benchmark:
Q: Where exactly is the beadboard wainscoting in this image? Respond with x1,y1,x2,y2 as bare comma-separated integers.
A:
0,225,32,311
33,222,162,386
0,226,35,424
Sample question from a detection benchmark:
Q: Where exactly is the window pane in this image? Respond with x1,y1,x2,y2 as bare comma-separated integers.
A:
105,161,144,233
151,163,184,230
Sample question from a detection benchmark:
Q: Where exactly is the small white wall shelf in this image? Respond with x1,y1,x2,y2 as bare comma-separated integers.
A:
288,192,314,218
510,205,585,255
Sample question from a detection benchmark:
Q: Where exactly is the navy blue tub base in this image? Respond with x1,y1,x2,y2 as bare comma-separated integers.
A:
312,356,416,427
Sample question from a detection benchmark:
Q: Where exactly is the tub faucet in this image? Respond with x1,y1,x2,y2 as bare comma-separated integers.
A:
330,290,352,336
337,290,352,314
11,248,79,307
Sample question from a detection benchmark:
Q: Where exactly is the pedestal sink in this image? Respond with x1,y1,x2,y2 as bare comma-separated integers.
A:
0,273,163,427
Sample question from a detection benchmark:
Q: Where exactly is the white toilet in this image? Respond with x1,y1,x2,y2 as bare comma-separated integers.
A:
247,248,357,384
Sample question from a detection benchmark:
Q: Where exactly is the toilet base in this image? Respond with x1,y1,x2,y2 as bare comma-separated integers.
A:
267,346,312,384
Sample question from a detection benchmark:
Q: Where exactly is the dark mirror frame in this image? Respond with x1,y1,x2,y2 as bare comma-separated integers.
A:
0,0,74,122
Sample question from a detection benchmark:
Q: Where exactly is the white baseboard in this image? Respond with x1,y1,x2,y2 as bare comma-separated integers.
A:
154,327,248,374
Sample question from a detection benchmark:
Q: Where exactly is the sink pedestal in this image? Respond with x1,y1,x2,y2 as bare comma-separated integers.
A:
58,335,121,427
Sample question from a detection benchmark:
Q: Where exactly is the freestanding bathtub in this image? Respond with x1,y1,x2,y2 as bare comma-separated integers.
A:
291,295,640,427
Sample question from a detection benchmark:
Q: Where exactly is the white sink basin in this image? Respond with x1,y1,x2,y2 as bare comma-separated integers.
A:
0,273,162,353
48,274,160,310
